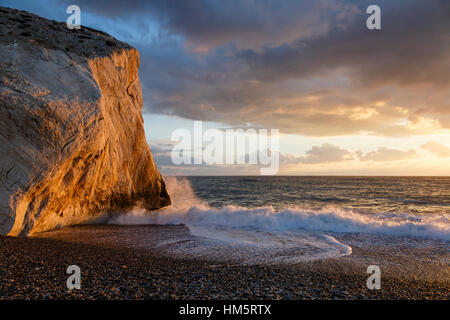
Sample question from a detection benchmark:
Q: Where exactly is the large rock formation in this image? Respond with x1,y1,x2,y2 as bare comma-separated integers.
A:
0,7,170,236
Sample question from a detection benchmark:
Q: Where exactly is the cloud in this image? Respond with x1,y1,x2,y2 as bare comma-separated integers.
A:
148,140,264,175
149,137,425,175
54,0,360,49
6,0,450,137
148,140,180,166
421,141,450,158
138,0,450,137
283,144,418,165
152,140,354,167
357,147,417,162
282,143,354,164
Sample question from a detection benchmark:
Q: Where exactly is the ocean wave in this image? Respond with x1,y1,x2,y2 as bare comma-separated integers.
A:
110,177,450,242
107,177,449,264
111,205,450,242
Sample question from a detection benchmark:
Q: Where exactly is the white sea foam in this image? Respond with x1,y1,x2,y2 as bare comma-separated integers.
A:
111,177,450,242
108,177,449,264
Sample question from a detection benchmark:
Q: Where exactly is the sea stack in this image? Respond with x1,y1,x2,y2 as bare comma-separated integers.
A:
0,7,170,236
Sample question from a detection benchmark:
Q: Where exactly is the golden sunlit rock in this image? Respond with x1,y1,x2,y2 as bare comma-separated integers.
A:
0,7,170,236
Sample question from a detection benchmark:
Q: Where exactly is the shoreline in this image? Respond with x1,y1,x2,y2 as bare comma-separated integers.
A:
0,224,448,300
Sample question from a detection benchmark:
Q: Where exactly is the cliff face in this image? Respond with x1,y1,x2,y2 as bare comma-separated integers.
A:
0,7,170,236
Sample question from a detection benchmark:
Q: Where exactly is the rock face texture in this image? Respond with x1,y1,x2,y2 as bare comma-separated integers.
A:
0,7,170,236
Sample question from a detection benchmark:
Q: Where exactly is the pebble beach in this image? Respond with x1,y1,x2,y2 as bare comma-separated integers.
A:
0,224,448,300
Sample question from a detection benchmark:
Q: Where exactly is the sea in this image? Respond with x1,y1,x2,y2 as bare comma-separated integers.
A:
107,176,450,266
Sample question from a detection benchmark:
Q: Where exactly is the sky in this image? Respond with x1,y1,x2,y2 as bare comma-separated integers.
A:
3,0,450,175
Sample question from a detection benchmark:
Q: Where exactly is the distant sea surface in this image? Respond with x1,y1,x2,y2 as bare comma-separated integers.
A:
186,176,450,216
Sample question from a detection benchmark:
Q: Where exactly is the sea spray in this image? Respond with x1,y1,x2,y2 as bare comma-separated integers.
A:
108,177,449,264
110,177,450,242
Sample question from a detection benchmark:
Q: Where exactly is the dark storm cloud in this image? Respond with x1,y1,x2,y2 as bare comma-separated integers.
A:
133,0,450,136
6,0,450,136
239,0,450,86
55,0,360,48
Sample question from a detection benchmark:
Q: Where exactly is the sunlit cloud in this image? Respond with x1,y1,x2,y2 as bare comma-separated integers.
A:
149,139,434,175
357,147,417,162
281,143,354,164
421,141,450,158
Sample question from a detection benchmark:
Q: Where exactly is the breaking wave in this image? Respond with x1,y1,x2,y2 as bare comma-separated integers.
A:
108,177,449,264
112,177,450,241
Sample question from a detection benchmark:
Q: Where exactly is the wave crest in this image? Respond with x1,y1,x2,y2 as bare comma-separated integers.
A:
110,177,450,242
